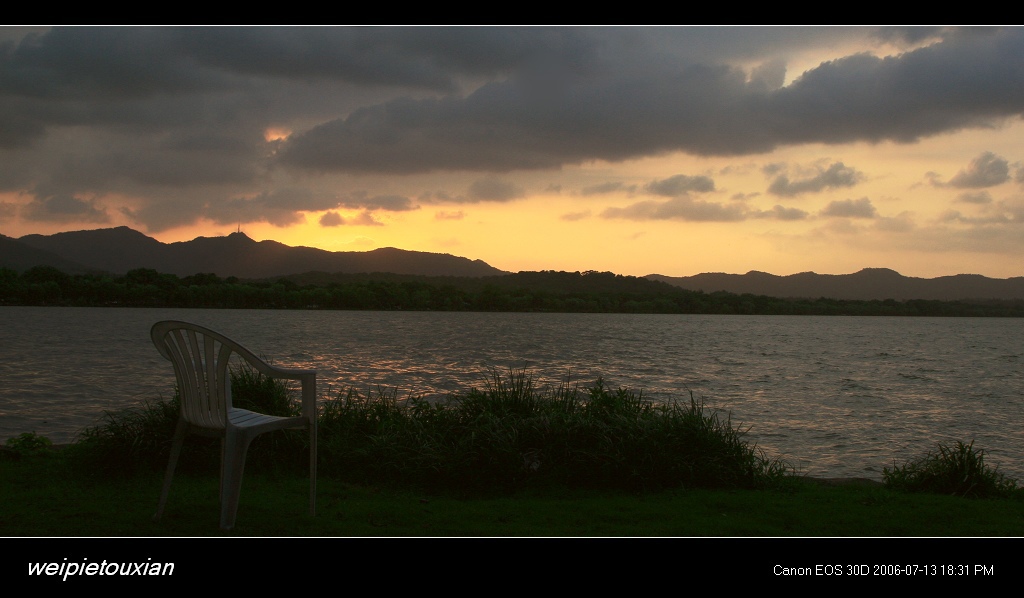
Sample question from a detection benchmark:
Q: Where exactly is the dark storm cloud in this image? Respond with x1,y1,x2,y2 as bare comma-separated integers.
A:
278,59,763,172
764,28,1024,145
3,26,1024,231
2,27,550,228
0,105,46,150
177,27,603,90
1,28,207,102
820,197,877,218
205,188,319,227
202,188,417,227
22,193,110,223
747,58,787,92
945,151,1011,188
869,27,950,46
281,27,1024,173
644,174,715,196
0,27,585,105
338,193,419,211
88,132,264,189
768,162,864,197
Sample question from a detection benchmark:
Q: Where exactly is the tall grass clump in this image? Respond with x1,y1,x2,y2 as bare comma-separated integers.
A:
317,369,788,493
68,367,788,492
70,362,305,476
883,440,1019,499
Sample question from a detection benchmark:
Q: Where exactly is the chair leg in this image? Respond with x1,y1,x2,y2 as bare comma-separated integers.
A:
154,419,188,521
218,437,226,506
220,429,253,530
309,423,317,517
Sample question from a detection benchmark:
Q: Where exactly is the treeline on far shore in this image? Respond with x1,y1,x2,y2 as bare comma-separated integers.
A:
3,265,1024,317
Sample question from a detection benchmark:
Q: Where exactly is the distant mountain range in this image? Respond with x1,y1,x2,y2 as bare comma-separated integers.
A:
4,227,1023,300
648,269,1024,301
5,226,505,279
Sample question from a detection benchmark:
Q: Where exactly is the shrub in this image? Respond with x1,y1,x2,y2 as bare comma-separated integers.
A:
4,432,54,460
317,369,789,492
883,440,1019,499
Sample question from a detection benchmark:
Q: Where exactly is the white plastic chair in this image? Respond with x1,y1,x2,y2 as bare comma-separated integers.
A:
150,320,316,530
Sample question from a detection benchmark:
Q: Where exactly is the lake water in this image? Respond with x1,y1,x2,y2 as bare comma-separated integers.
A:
1,307,1021,481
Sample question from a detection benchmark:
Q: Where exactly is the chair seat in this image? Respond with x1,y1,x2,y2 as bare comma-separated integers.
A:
228,408,307,429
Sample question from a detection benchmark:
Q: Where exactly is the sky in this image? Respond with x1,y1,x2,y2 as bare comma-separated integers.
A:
1,26,1023,278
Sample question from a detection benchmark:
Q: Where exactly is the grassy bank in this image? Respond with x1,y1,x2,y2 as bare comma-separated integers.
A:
4,369,1021,536
3,452,1023,536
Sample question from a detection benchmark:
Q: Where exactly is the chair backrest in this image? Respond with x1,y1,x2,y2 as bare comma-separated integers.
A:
151,321,250,429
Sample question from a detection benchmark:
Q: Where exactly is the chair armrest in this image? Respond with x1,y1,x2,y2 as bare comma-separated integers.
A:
271,368,317,420
234,351,317,419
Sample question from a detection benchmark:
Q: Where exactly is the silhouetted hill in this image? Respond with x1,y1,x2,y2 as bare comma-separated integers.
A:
0,234,97,274
15,227,506,278
648,268,1024,301
18,227,165,274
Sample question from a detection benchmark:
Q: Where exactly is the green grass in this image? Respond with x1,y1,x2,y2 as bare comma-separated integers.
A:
2,452,1022,536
